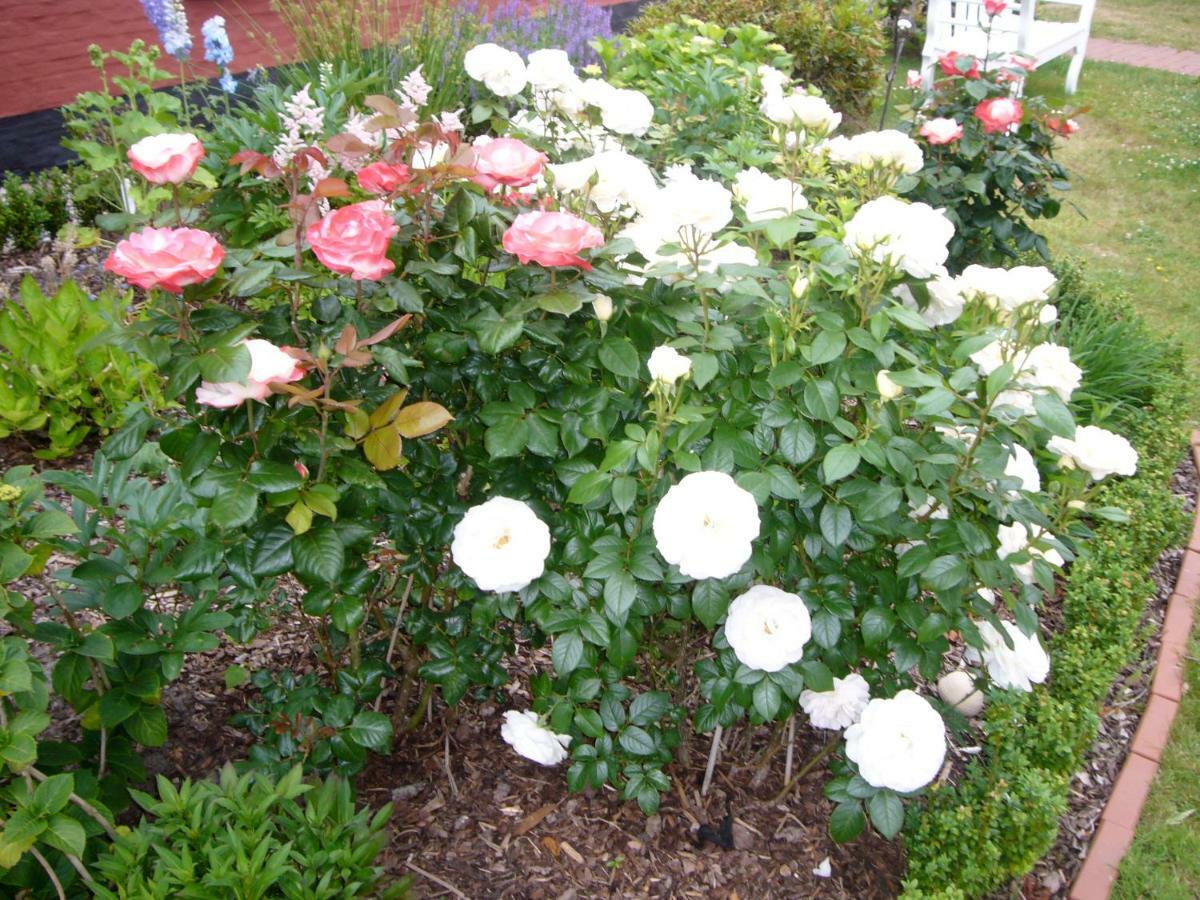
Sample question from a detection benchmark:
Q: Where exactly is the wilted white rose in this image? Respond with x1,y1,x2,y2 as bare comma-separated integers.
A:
464,43,527,96
451,497,551,592
647,345,692,384
500,710,570,765
653,471,760,580
844,690,947,792
733,167,807,221
1004,443,1041,493
842,197,953,279
976,620,1050,692
800,673,871,729
723,585,812,672
1047,425,1138,480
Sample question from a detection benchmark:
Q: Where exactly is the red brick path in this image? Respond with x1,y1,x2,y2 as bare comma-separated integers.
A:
1086,37,1200,77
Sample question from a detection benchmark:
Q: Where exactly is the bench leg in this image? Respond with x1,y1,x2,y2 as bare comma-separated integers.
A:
1066,42,1087,94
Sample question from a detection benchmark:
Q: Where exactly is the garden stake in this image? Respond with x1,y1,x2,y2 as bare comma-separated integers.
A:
702,724,723,796
879,12,915,131
784,715,796,788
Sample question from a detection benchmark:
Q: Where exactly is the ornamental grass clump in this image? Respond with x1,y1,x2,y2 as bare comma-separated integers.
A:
86,21,1140,846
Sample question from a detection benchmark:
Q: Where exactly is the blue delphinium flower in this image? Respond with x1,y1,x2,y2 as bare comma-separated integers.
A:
139,0,192,60
219,70,238,94
202,16,234,68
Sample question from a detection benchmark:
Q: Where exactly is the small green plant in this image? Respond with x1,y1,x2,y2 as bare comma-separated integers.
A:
90,764,408,899
0,277,162,458
0,169,105,252
631,0,887,114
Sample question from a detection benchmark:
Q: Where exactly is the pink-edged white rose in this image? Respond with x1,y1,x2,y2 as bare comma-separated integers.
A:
844,690,946,793
723,585,812,672
127,133,205,184
195,338,305,408
105,226,224,293
906,69,922,89
502,210,603,270
471,137,547,191
975,97,1023,134
306,200,399,281
919,117,964,145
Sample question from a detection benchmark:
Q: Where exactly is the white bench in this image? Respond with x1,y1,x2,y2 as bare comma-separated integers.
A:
920,0,1097,94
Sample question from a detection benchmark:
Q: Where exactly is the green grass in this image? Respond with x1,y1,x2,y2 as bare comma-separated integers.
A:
1091,0,1200,51
1114,633,1200,899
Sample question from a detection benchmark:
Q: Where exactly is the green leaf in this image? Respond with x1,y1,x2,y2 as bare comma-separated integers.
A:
566,470,610,505
808,329,847,365
173,540,224,580
691,353,719,389
535,290,584,316
618,725,656,756
603,572,637,625
552,632,585,675
861,608,894,645
778,420,816,465
42,815,87,858
293,525,345,584
829,801,866,842
1033,391,1075,438
125,704,167,746
819,503,853,546
348,711,393,752
224,665,250,689
822,444,861,482
211,484,259,530
811,611,841,649
0,544,34,583
101,582,144,619
628,692,670,727
198,342,252,383
804,380,839,421
598,338,641,379
868,791,904,838
485,417,529,460
753,678,782,720
692,581,729,629
472,313,525,354
32,774,74,816
252,525,294,576
923,555,968,591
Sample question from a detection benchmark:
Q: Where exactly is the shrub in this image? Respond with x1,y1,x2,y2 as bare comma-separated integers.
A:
896,53,1077,267
903,274,1192,897
631,0,887,114
91,764,407,898
0,277,162,458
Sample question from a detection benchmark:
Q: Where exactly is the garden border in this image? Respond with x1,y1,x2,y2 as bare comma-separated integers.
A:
1069,427,1200,899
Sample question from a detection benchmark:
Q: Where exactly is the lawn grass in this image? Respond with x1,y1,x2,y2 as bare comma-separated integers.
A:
1090,0,1200,52
1113,631,1200,899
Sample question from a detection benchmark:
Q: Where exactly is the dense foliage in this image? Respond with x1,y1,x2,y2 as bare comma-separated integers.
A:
632,0,887,114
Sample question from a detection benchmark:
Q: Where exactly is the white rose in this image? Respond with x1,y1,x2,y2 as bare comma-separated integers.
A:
451,497,551,593
893,271,965,327
844,690,947,793
647,345,692,384
957,264,1056,313
992,388,1037,418
1004,443,1041,493
976,620,1050,692
411,141,450,169
876,369,903,400
500,710,571,765
551,151,657,217
1024,343,1082,402
843,197,953,279
723,585,812,672
592,294,613,321
658,168,733,234
800,673,870,730
602,88,654,136
996,522,1064,584
757,64,789,95
1047,425,1138,480
464,43,527,97
733,167,807,222
826,129,923,174
695,240,758,279
763,91,841,135
652,471,760,580
525,48,577,92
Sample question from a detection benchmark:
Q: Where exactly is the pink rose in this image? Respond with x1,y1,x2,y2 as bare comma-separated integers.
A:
472,138,547,191
502,211,604,270
307,200,399,281
975,97,1024,134
127,133,205,184
984,0,1006,15
105,226,224,293
1045,116,1080,137
919,117,964,145
939,52,981,79
195,338,306,408
357,161,412,195
905,69,922,89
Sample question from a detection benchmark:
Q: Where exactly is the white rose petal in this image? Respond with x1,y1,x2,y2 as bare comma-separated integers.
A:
1047,425,1138,480
500,710,571,765
976,620,1050,692
1004,443,1041,494
723,585,813,672
800,673,871,730
652,471,760,580
451,497,551,593
844,690,947,793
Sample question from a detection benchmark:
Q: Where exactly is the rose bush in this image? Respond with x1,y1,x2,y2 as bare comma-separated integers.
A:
77,24,1138,846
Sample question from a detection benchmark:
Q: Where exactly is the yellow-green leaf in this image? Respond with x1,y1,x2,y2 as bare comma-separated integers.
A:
394,401,454,438
363,427,403,471
286,501,313,535
368,390,409,429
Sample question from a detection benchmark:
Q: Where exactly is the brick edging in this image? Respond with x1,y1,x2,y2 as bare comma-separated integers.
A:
1070,428,1200,899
